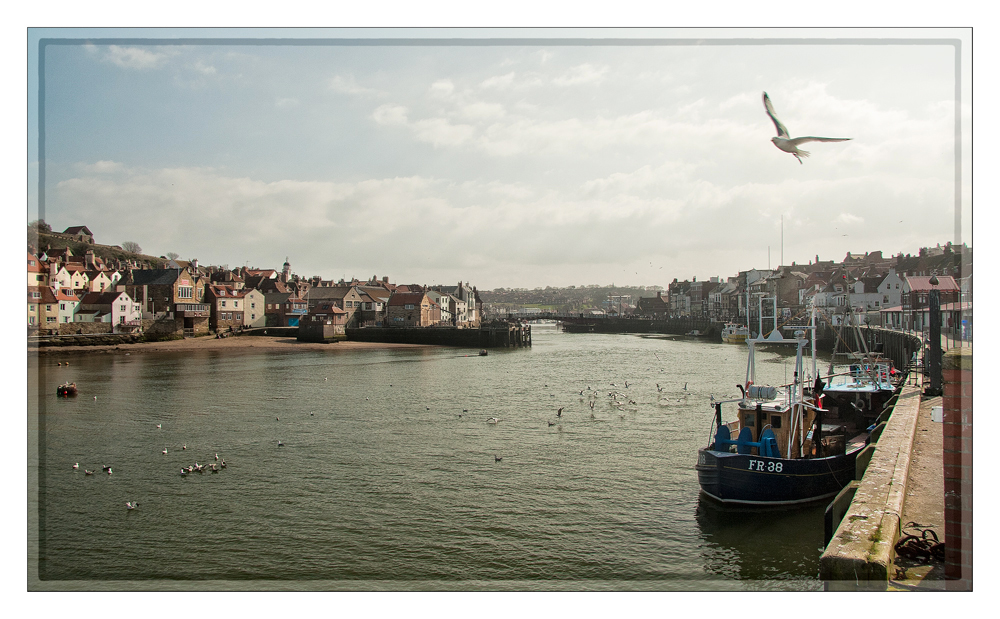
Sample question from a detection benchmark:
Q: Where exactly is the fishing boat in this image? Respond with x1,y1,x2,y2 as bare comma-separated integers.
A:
817,308,903,428
720,322,749,344
696,308,869,505
57,382,78,397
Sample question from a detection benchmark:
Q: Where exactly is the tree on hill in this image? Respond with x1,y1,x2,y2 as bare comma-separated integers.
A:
29,219,52,233
166,252,179,260
122,241,143,254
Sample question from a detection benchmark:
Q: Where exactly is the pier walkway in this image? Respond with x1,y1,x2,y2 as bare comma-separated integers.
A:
821,346,969,591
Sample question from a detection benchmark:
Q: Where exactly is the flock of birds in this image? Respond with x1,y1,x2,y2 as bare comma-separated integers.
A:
70,421,237,511
68,368,700,504
482,377,695,464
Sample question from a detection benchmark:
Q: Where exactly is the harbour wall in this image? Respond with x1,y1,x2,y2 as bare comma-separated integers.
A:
346,323,531,348
819,382,923,590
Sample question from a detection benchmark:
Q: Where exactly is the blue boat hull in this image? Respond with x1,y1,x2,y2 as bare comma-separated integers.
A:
696,447,859,506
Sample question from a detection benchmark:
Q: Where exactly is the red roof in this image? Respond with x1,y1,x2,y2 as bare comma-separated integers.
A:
388,292,427,306
905,275,959,292
27,253,44,272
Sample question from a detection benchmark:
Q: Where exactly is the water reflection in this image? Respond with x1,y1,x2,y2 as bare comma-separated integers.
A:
695,494,825,587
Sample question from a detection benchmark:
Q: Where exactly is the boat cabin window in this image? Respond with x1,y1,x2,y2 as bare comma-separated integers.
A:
743,415,754,427
771,415,782,429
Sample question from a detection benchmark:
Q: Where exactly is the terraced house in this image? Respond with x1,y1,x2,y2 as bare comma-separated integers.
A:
204,284,246,332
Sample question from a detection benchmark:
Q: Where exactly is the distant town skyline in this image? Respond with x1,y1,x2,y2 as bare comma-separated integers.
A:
29,28,971,290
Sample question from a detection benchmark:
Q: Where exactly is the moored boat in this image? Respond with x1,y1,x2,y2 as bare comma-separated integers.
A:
817,307,903,428
696,312,869,506
57,382,78,397
720,322,749,344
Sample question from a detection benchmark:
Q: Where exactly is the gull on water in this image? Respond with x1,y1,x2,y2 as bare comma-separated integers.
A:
763,91,851,164
72,463,79,470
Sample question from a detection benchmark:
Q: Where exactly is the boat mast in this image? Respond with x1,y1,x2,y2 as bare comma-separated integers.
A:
811,303,817,382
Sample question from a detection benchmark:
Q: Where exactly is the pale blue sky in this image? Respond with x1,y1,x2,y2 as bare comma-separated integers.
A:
27,28,971,289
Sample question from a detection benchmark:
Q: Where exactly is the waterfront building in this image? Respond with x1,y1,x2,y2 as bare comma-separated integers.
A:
120,267,210,335
635,291,669,318
53,287,80,325
242,288,266,328
355,288,390,326
27,285,56,331
901,275,960,333
306,286,365,327
27,253,47,288
386,292,440,327
264,291,307,327
75,290,142,332
204,284,247,332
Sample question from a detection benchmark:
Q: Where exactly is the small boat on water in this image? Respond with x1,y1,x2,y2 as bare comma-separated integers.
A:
720,322,750,344
57,382,78,397
696,307,873,506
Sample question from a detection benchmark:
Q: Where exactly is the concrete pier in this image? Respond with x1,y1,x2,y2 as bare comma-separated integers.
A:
820,383,923,590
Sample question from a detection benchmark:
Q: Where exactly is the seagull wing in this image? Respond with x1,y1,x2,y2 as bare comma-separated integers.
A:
762,92,790,138
787,136,852,146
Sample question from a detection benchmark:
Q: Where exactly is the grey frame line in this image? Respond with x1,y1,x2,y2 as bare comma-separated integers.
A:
34,36,963,246
28,35,965,590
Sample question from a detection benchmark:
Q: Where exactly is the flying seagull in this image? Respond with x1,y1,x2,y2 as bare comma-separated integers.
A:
763,91,851,164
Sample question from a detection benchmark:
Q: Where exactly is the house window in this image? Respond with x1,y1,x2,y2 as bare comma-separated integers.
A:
32,291,41,299
60,303,66,310
405,304,415,310
221,301,227,307
251,314,256,320
178,286,193,299
47,316,56,323
251,303,256,309
29,317,35,324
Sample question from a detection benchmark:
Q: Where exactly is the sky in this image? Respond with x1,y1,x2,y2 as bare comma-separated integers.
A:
26,28,972,291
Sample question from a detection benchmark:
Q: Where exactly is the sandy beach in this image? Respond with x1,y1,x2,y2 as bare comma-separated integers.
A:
29,335,436,356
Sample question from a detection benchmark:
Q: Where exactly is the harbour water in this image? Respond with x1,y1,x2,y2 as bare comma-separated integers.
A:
29,325,827,590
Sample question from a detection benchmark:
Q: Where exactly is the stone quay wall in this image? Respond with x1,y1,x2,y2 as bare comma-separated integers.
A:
820,383,923,590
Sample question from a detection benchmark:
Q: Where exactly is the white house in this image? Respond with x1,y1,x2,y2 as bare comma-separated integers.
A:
76,291,142,330
876,268,904,309
242,288,267,328
53,287,80,324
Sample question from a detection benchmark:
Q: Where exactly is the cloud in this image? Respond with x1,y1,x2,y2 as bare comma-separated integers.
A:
329,74,379,96
372,104,409,126
480,72,515,89
428,79,456,99
552,63,608,86
192,60,217,75
104,45,170,70
412,118,476,147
